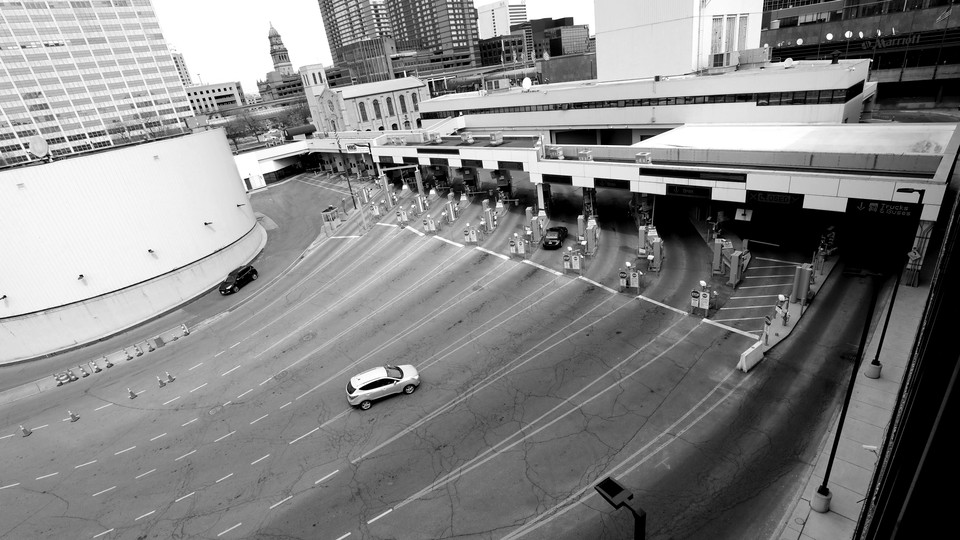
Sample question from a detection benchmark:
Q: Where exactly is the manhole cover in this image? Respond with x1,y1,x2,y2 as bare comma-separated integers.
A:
208,406,222,416
274,370,289,382
301,332,316,342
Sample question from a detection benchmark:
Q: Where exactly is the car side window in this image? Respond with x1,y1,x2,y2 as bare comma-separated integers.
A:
360,379,389,391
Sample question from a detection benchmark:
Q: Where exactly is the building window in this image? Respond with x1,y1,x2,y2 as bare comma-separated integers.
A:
399,95,407,113
373,99,382,119
358,101,368,122
411,93,418,111
386,97,395,116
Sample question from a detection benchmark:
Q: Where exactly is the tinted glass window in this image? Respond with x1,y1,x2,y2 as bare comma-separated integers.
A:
361,379,389,391
385,366,403,379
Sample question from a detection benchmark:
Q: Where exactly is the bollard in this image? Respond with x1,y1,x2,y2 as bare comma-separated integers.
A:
166,372,175,383
68,411,80,422
128,388,137,400
67,369,78,381
157,376,166,388
125,349,133,361
147,341,155,352
20,425,32,437
134,344,143,357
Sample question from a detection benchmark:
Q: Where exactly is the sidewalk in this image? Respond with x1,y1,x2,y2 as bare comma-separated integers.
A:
776,277,927,540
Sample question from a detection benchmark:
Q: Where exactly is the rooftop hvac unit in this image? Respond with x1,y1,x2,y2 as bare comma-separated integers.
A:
390,136,406,146
489,131,504,146
460,131,474,144
428,132,442,143
578,149,593,161
635,152,651,164
546,146,565,160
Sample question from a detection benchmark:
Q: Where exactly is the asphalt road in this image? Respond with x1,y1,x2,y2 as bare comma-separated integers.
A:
0,175,864,540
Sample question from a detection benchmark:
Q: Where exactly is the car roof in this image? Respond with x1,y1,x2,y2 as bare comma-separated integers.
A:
350,366,389,386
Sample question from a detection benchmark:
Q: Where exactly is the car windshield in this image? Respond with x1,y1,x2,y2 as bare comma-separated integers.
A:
546,232,559,239
385,366,403,379
223,277,236,285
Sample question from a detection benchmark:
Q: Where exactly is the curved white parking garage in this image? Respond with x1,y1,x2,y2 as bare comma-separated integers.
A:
0,129,266,363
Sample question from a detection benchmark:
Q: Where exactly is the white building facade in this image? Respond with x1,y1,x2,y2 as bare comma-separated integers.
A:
0,129,266,363
302,71,430,133
0,0,193,168
596,0,762,81
185,81,245,116
172,50,192,86
477,0,528,39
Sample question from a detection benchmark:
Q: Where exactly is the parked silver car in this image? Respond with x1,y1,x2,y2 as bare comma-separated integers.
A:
346,365,420,410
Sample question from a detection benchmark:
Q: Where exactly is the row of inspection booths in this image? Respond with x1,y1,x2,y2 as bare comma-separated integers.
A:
231,122,960,282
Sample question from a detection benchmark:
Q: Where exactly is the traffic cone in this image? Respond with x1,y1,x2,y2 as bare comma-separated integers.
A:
91,361,101,373
68,411,80,422
181,324,190,336
157,376,166,388
134,345,143,357
125,350,133,361
67,370,78,381
147,342,155,352
79,365,89,377
55,374,63,387
165,372,175,383
128,388,137,400
104,356,113,368
20,425,31,437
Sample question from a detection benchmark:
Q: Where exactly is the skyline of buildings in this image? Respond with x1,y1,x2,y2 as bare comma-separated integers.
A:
477,0,527,39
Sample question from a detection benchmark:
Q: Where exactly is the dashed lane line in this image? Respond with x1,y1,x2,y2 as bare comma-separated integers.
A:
223,400,233,406
237,389,253,399
743,274,793,279
92,529,114,538
94,404,112,411
174,491,195,503
315,470,339,485
259,377,272,386
174,450,196,462
729,294,780,299
717,305,776,310
217,523,242,537
367,508,393,525
189,362,204,370
434,236,464,248
335,533,351,540
476,246,509,260
135,469,155,479
229,342,241,349
279,401,292,409
221,365,241,376
330,235,362,239
190,383,208,393
738,283,793,289
711,317,767,322
134,510,155,521
92,486,116,497
636,295,687,315
216,473,233,484
215,431,236,443
578,276,617,294
405,226,425,237
250,414,268,425
163,396,180,405
114,446,136,456
35,472,58,480
752,264,799,269
704,318,761,338
289,427,319,445
75,460,97,469
250,454,270,466
214,351,226,358
756,256,806,265
181,418,198,427
31,424,49,431
269,496,293,510
150,433,166,441
0,433,14,440
0,483,20,490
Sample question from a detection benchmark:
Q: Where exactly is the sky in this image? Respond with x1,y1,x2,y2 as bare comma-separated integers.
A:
151,0,596,97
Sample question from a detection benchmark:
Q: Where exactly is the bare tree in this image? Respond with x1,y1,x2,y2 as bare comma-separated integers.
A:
232,111,267,142
223,117,250,150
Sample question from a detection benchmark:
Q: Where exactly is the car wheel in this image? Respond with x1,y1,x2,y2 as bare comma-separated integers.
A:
251,273,258,280
233,286,239,293
403,384,417,394
359,400,372,410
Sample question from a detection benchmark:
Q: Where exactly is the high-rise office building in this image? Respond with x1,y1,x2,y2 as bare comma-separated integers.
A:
0,0,192,168
318,0,394,63
171,50,192,87
477,0,527,39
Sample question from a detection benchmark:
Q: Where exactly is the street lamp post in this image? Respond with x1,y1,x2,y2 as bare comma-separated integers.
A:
865,188,925,379
333,130,358,210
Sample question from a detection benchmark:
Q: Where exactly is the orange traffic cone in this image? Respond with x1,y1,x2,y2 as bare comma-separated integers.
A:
68,411,80,422
128,388,137,399
157,376,166,388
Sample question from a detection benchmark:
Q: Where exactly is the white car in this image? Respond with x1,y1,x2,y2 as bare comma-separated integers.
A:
346,365,420,410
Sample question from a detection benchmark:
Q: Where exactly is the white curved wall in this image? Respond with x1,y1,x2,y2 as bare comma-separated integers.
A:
0,129,266,363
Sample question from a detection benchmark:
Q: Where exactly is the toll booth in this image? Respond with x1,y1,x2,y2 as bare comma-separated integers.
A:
712,239,751,287
585,217,600,256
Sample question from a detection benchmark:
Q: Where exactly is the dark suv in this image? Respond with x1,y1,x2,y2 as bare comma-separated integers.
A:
218,265,258,295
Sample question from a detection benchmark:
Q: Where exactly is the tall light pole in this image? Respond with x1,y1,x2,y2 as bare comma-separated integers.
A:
333,129,357,210
866,188,925,379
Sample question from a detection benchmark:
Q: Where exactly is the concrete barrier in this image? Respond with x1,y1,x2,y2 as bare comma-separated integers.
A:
737,340,764,372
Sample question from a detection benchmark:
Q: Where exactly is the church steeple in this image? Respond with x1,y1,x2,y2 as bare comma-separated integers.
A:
268,23,294,76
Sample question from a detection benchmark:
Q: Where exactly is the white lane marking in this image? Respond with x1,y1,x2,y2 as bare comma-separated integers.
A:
743,274,794,279
756,256,805,265
521,259,562,275
375,222,397,228
174,491,195,503
335,533,351,540
717,304,776,310
269,495,293,510
330,235,362,239
190,383,208,393
250,454,270,465
476,247,509,260
250,414,268,425
135,469,155,479
289,427,319,445
215,431,236,443
150,433,166,441
75,460,97,469
405,226,425,236
367,508,393,524
0,483,20,490
578,276,617,294
636,295,687,315
315,470,339,485
92,529,114,538
35,472,58,480
163,396,180,405
238,390,253,400
221,365,241,376
751,264,799,269
135,510,155,521
31,424,49,431
258,377,272,386
114,446,136,456
279,401,292,410
92,486,116,497
223,400,233,406
704,318,762,339
94,403,112,411
189,362,204,370
738,283,793,289
174,450,196,461
216,473,233,484
0,433,14,440
217,523,242,537
434,236,464,248
728,295,780,299
214,351,226,358
710,317,767,322
229,342,241,349
181,418,198,427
